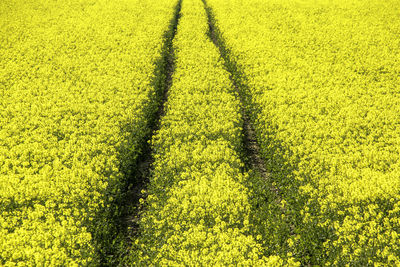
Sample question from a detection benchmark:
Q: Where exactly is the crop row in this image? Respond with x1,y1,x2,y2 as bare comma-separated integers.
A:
128,0,292,264
206,0,400,265
0,0,177,265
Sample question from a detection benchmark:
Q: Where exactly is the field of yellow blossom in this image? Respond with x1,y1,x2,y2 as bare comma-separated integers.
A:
1,0,399,265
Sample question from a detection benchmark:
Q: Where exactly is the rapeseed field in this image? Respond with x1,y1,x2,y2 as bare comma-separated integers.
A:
1,0,399,265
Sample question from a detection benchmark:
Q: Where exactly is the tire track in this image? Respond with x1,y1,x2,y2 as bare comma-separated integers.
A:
202,0,296,261
202,0,282,206
123,0,182,243
102,0,182,264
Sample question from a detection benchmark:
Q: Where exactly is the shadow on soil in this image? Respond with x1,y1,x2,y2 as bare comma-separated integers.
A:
90,0,182,265
202,1,331,264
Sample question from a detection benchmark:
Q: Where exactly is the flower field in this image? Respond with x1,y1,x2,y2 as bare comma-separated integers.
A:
0,0,177,264
206,0,400,265
1,0,399,265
